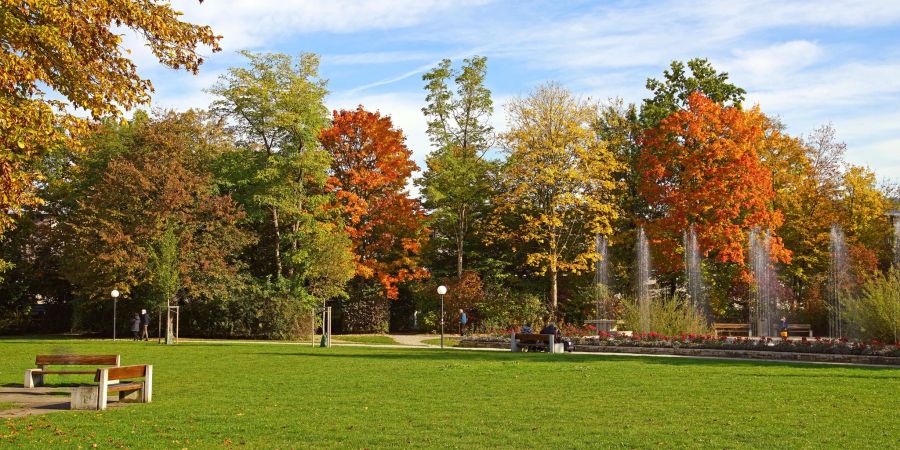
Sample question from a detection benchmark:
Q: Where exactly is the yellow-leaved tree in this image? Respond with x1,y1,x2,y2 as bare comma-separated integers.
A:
0,0,221,235
493,82,621,312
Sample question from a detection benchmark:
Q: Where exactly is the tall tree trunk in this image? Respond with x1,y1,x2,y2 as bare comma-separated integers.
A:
456,205,467,278
456,238,464,279
550,268,558,317
287,220,299,278
271,206,282,278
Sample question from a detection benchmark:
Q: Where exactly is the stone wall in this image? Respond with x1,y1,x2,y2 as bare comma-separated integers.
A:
459,338,900,366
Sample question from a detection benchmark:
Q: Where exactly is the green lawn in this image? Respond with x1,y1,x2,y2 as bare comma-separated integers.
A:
1,338,898,448
422,337,459,347
332,334,398,345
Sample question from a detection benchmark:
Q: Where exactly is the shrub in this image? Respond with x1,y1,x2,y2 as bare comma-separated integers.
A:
475,283,548,331
845,267,900,344
619,293,710,336
340,284,389,333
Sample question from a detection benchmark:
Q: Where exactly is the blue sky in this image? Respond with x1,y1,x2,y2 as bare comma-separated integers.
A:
129,0,900,182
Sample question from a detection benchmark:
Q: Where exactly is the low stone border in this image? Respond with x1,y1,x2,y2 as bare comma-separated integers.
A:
460,339,900,366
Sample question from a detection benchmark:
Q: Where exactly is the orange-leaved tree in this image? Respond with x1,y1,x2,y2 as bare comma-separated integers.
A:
319,107,429,299
638,92,790,278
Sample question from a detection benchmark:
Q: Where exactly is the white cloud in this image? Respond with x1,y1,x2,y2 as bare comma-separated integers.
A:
173,0,492,51
130,0,900,181
728,41,824,81
324,51,436,66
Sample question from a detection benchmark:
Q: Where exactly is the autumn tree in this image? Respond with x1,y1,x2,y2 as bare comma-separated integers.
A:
0,0,220,237
418,56,496,278
494,82,621,311
757,119,830,302
62,112,251,304
839,165,894,267
319,107,429,300
638,93,789,290
209,51,354,302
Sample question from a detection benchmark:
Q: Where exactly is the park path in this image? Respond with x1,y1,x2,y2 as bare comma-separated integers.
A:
387,334,435,347
0,387,73,419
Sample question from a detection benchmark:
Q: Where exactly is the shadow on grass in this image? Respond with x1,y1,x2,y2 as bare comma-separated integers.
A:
252,348,898,372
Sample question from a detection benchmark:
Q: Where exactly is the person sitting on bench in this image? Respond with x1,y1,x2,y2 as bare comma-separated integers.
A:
540,321,573,352
540,321,557,338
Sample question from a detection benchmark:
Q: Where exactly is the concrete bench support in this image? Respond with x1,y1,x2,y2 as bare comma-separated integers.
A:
23,369,43,388
71,386,100,410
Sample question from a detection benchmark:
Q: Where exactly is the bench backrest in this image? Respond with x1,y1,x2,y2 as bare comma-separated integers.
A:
36,354,120,366
787,324,811,330
515,333,552,344
713,323,750,330
95,364,147,382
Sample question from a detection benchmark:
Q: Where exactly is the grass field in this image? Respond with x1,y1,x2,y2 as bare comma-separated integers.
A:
421,337,459,347
1,338,898,448
332,335,399,345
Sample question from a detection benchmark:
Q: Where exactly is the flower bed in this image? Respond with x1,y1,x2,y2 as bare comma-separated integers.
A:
460,332,900,366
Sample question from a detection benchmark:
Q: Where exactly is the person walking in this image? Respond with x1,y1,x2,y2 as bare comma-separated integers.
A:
130,313,141,341
459,309,468,336
140,309,150,341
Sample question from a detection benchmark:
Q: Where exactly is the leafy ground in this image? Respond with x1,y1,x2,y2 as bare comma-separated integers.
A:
1,338,898,448
332,335,398,345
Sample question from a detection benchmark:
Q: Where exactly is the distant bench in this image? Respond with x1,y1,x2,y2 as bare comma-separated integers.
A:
71,365,153,410
510,333,564,353
24,354,120,388
713,323,814,337
713,323,751,337
786,324,813,337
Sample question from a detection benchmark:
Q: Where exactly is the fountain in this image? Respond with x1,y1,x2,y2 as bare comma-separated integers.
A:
594,234,609,311
683,224,705,316
591,235,615,332
829,224,850,338
636,227,651,334
749,228,778,337
894,220,900,266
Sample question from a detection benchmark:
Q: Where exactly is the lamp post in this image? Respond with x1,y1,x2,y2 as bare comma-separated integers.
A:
111,289,120,341
437,285,448,349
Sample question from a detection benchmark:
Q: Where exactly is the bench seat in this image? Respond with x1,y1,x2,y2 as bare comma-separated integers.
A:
24,354,120,388
510,333,564,353
713,323,751,337
70,365,153,411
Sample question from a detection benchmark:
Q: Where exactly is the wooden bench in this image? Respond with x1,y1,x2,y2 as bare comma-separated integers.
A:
510,333,564,353
713,323,751,337
24,354,120,388
786,324,813,337
71,365,153,410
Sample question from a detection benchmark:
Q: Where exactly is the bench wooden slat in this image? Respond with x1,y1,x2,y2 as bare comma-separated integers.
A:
96,365,147,382
713,323,750,329
514,333,552,344
34,370,97,375
96,365,153,410
106,381,144,393
36,355,119,366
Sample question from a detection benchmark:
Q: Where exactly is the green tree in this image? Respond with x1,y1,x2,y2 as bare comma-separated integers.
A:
148,227,180,314
418,56,496,278
640,58,746,129
208,51,354,303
